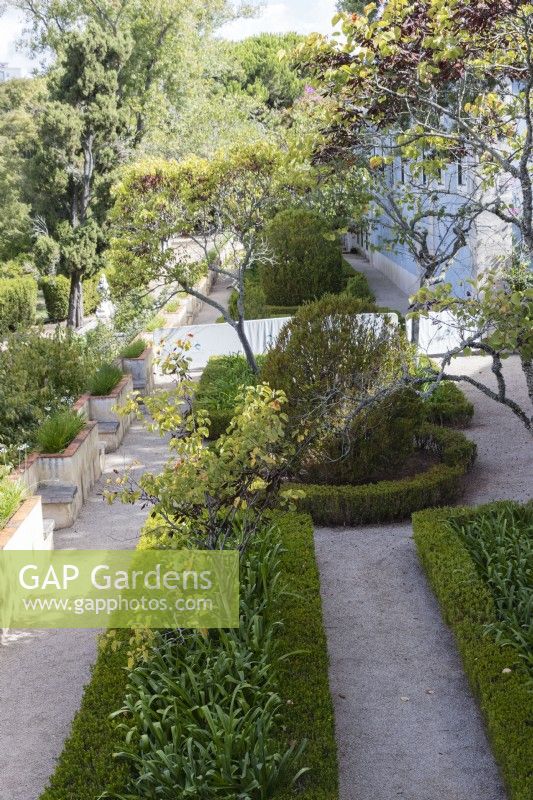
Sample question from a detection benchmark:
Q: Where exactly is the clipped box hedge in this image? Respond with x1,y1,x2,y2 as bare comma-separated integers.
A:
413,503,533,800
38,512,337,800
0,276,37,336
274,511,339,800
423,381,474,427
293,423,477,526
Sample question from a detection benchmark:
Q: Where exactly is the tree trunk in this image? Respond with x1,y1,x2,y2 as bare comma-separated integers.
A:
409,305,420,347
235,318,259,374
521,356,533,409
67,271,84,329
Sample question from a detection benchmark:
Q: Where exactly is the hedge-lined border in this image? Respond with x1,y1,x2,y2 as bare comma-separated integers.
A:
274,512,339,799
413,503,533,800
39,512,337,800
293,423,476,526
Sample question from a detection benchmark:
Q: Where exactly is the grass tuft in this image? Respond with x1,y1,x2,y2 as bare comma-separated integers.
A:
120,339,148,359
89,364,123,396
36,410,85,454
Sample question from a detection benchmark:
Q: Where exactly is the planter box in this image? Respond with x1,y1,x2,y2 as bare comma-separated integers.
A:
121,347,154,395
0,496,54,551
89,374,134,453
14,421,102,530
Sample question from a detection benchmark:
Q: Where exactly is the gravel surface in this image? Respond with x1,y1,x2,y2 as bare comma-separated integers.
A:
315,356,532,800
344,253,411,314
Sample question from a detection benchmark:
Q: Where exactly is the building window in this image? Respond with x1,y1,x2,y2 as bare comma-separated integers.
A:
457,159,465,187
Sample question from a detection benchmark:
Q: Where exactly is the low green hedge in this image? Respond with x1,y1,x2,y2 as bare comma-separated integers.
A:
293,423,477,526
40,275,100,322
274,512,339,799
0,277,37,336
38,512,337,800
423,381,474,427
264,304,300,317
39,629,131,800
413,503,533,800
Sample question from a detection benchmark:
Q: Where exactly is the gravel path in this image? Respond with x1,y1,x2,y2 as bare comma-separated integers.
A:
0,419,169,800
344,253,410,314
315,356,532,800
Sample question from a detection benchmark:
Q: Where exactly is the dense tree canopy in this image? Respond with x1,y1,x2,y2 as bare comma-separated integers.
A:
303,0,533,252
0,78,45,262
227,33,305,110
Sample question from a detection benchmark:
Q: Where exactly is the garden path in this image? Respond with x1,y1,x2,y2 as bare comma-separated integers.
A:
314,355,532,800
193,276,234,324
344,253,410,314
0,417,170,800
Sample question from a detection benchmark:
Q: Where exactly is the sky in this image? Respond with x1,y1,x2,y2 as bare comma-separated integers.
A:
0,1,338,75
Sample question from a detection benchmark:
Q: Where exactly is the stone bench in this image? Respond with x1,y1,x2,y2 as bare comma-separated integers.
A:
38,482,79,530
97,420,121,452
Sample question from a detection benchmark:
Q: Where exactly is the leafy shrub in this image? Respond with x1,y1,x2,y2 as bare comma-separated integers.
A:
40,274,100,322
274,512,339,800
260,208,345,305
33,235,60,276
343,270,375,302
0,328,98,459
293,423,477,526
39,276,69,321
89,364,123,396
113,290,155,341
301,388,423,485
261,293,417,481
0,468,25,529
414,502,533,800
194,355,265,438
0,257,33,279
0,277,37,336
83,276,100,315
423,381,474,427
228,270,267,320
36,410,85,454
84,323,122,365
261,294,382,414
264,304,300,316
120,339,148,359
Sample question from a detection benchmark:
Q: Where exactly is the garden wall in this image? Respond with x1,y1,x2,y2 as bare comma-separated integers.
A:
0,496,53,551
89,375,134,452
121,347,154,395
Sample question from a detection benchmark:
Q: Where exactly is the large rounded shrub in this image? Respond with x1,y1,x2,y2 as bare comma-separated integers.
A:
259,208,345,305
40,274,101,321
261,294,423,484
0,276,37,336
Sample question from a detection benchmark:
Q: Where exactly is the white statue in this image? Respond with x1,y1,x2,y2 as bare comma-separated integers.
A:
95,272,116,322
